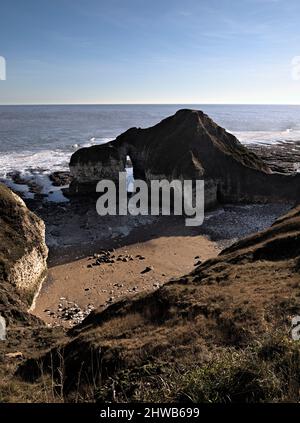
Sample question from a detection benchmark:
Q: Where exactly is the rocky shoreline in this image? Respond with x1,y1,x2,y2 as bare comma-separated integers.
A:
248,141,300,173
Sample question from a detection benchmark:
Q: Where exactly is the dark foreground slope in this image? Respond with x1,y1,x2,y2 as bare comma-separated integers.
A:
70,109,300,207
19,205,300,402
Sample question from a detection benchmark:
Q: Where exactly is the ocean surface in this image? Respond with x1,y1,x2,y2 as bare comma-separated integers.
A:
0,104,300,201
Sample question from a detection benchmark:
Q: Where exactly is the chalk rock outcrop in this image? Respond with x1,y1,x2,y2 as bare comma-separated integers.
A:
0,183,48,319
70,144,126,194
69,109,300,207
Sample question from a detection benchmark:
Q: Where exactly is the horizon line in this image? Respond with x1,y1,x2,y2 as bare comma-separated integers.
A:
0,102,300,107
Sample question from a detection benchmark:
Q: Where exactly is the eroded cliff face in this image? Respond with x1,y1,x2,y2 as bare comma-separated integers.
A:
70,143,126,194
69,109,300,207
0,183,48,318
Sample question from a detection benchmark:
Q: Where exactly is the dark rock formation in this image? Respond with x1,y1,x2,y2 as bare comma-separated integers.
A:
49,171,72,187
18,204,300,399
0,183,48,320
69,109,300,208
70,144,126,195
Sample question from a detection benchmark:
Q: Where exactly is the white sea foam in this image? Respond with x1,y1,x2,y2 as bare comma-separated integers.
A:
0,137,114,202
0,137,114,179
231,129,300,145
3,179,34,199
0,150,68,179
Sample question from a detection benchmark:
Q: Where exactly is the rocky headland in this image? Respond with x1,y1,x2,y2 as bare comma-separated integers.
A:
70,109,300,207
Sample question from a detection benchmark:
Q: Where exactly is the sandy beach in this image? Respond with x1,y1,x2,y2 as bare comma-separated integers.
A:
33,222,219,326
30,201,292,326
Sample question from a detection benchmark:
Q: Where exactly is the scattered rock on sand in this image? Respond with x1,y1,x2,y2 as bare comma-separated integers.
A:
141,266,153,274
43,299,95,326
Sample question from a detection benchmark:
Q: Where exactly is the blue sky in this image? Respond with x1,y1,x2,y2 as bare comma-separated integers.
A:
0,0,300,104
